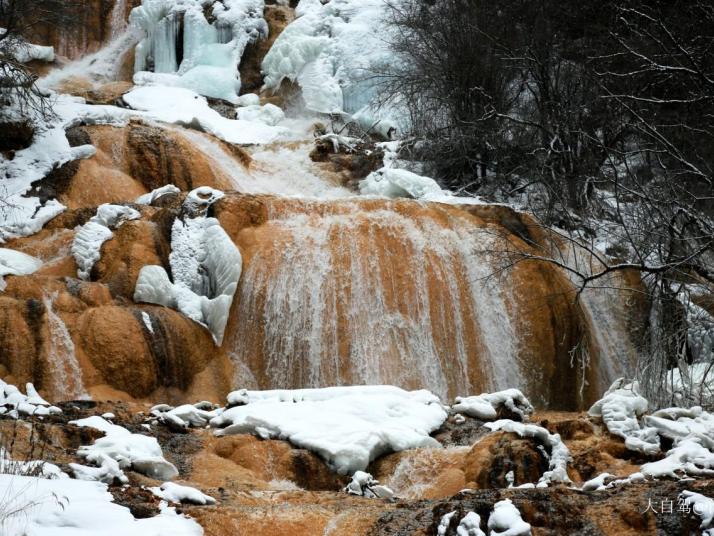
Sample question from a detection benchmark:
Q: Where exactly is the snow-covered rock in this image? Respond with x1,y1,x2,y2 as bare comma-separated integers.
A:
681,491,714,534
360,167,445,200
209,386,448,474
487,499,531,536
151,402,218,429
70,416,178,482
235,103,285,126
123,85,287,145
136,184,181,205
588,378,659,455
134,187,242,344
0,380,61,418
457,512,486,536
0,248,42,290
484,420,571,487
0,119,95,242
150,482,216,505
343,470,394,499
453,389,533,422
72,204,141,280
437,511,458,536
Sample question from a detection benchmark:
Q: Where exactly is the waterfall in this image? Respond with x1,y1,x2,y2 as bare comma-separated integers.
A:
228,199,522,401
42,292,88,401
110,0,129,39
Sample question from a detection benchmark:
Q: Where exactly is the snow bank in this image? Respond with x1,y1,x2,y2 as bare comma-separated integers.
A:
0,474,202,536
0,248,42,290
72,204,141,280
484,420,571,487
123,85,288,145
134,187,242,344
131,0,266,101
209,386,448,474
0,380,61,419
588,378,659,455
70,416,178,483
150,482,216,505
343,470,394,499
487,499,531,536
453,389,533,422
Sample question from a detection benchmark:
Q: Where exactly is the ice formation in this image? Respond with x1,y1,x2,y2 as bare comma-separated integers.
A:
209,386,448,474
262,0,403,131
0,248,42,290
343,471,394,499
453,389,534,422
0,380,62,419
130,0,267,101
150,482,216,505
72,204,141,280
0,474,202,536
70,416,179,483
487,499,532,536
484,420,571,487
134,187,242,344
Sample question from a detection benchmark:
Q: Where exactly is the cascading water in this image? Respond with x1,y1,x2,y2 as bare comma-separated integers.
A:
40,0,140,88
110,0,129,39
227,199,523,401
179,129,351,198
42,292,88,401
